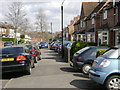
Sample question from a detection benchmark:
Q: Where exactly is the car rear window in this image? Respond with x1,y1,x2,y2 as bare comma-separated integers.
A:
75,47,90,55
102,49,119,58
1,47,23,54
5,41,12,44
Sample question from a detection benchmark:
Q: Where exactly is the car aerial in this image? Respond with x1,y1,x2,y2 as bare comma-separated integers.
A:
70,46,109,74
39,41,48,49
0,45,35,75
26,44,41,63
4,41,13,47
89,46,120,90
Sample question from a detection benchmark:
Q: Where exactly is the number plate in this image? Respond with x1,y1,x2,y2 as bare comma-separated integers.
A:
1,58,14,62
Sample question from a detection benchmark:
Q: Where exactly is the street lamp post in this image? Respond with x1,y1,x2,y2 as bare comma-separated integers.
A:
61,0,65,59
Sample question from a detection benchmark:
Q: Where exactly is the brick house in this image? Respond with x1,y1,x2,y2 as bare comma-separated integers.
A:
0,22,15,37
113,1,120,45
85,2,105,43
93,1,120,46
68,15,80,41
75,2,99,41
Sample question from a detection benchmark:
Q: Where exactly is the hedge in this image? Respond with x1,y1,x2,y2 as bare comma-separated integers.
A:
70,41,88,56
96,49,107,57
1,37,15,42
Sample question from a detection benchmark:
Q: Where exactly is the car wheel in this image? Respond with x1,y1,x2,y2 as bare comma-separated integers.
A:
105,75,120,90
32,62,35,68
25,64,31,75
82,64,91,75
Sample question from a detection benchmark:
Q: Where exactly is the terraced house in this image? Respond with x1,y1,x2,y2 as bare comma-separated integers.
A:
73,0,120,46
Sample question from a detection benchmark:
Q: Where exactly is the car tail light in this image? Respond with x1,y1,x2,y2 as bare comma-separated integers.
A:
99,60,110,68
76,57,82,59
16,56,27,61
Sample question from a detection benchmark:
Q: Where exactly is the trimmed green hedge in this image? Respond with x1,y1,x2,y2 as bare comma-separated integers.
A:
1,37,15,42
96,49,107,57
70,41,88,56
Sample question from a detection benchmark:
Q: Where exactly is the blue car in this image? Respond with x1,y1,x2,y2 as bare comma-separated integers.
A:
89,47,120,90
39,41,48,49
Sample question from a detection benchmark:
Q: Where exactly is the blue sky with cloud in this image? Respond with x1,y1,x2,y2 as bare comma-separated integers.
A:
0,0,98,32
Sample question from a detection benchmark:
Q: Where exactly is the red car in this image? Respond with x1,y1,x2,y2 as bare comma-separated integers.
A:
26,44,41,63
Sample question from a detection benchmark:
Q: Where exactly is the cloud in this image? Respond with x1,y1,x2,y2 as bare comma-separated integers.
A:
0,0,98,33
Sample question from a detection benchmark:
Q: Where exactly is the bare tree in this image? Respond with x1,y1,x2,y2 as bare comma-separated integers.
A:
6,2,30,44
35,9,48,32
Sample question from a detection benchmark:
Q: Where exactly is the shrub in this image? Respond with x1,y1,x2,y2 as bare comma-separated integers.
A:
96,49,107,57
19,39,25,44
88,42,97,46
70,41,88,56
2,37,15,42
20,34,25,39
99,44,113,47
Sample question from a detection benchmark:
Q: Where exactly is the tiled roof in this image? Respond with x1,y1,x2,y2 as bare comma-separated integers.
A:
82,2,99,17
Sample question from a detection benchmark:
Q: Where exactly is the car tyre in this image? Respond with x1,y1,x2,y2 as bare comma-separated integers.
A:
25,64,31,75
39,55,42,60
105,75,120,90
34,57,38,63
82,64,91,75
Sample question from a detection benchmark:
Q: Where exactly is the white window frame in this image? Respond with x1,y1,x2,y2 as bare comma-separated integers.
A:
103,10,107,19
80,20,83,27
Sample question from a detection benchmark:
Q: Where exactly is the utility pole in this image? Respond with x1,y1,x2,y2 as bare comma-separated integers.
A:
51,22,53,39
61,0,65,59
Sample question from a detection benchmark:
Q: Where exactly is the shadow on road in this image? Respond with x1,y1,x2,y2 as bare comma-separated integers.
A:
60,67,78,73
1,72,25,79
73,73,89,78
70,79,105,90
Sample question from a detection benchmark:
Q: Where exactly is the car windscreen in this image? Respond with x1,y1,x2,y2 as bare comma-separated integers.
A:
1,47,23,54
102,48,119,59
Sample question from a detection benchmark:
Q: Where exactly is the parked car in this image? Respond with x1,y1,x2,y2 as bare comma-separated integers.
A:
26,44,41,63
39,41,48,49
89,47,120,90
70,46,109,74
4,41,13,47
54,42,61,52
49,41,58,50
0,46,35,75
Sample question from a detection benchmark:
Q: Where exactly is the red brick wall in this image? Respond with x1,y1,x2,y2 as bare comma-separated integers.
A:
108,8,115,28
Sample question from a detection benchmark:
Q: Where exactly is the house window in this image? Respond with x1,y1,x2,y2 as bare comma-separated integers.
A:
115,30,120,45
80,20,83,27
92,18,95,24
103,10,107,19
83,21,85,27
98,31,108,45
91,14,95,24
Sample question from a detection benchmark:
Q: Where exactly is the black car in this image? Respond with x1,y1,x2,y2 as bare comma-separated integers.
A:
0,45,35,75
70,46,109,75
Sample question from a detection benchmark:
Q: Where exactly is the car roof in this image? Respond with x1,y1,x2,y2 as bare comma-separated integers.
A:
1,45,25,49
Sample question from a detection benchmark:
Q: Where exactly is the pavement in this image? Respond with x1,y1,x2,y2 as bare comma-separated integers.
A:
1,48,103,89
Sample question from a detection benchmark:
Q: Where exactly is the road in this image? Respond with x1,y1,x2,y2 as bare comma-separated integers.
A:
1,49,103,89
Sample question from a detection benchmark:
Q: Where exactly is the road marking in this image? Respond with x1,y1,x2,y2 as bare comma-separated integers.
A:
3,78,13,88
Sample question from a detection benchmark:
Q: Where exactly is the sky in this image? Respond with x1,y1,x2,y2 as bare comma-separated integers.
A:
0,0,98,33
